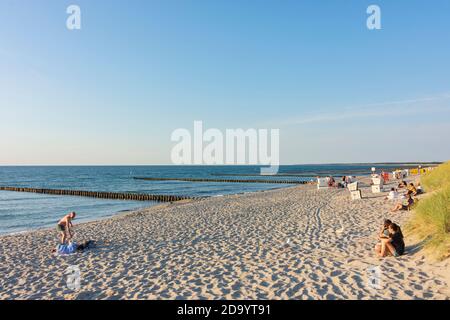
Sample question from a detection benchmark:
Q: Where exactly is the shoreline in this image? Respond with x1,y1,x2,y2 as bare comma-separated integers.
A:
1,178,449,299
0,184,295,238
0,184,300,239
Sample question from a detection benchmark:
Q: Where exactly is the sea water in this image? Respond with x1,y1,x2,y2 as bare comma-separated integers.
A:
0,164,407,234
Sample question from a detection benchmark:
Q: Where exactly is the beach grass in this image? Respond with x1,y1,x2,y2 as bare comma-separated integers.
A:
421,161,450,191
406,161,450,260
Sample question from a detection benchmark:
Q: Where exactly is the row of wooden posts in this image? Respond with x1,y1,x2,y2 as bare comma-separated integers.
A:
133,177,307,184
0,186,196,203
0,176,306,202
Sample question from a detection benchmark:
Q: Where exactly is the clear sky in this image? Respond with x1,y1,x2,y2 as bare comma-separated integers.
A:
1,0,450,165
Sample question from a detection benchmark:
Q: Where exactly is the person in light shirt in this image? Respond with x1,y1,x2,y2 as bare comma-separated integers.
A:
385,188,399,200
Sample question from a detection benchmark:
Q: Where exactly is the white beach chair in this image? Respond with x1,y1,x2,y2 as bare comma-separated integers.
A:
347,182,359,191
371,176,384,193
350,190,362,200
317,177,329,189
371,185,381,193
372,177,383,187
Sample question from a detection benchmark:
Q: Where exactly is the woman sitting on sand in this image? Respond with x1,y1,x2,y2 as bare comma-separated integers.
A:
391,194,414,212
374,223,405,257
378,219,392,238
407,183,418,196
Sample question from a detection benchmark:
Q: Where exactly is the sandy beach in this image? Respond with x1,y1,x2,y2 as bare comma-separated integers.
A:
0,177,449,300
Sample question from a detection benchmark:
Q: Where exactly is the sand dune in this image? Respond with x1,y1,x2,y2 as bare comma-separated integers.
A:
0,178,449,300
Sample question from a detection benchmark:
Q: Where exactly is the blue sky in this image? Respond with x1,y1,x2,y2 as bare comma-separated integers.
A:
1,0,450,165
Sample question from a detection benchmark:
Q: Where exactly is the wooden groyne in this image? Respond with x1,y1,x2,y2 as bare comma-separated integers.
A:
0,186,196,202
133,177,307,184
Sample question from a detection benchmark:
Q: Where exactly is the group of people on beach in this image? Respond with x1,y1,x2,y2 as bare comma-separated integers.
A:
51,172,421,259
388,181,422,212
374,176,425,257
321,175,353,188
52,211,94,255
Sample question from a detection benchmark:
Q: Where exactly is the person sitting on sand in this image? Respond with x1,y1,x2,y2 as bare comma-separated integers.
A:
374,223,405,257
407,183,418,196
416,182,423,195
378,219,392,238
398,180,407,188
385,188,399,200
57,212,76,244
52,240,95,255
391,194,414,212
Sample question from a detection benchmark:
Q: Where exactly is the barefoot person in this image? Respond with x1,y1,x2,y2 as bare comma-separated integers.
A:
374,219,392,254
391,194,414,212
375,223,405,257
57,212,76,244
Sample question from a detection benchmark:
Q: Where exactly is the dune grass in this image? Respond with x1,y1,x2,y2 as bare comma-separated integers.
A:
406,162,450,260
420,161,450,191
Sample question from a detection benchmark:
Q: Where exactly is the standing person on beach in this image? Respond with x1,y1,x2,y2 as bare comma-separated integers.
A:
57,212,76,244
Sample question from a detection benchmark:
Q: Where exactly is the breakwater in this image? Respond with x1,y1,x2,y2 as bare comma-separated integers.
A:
0,186,196,202
133,177,307,184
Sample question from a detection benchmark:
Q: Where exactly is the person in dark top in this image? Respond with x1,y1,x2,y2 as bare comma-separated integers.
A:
388,224,405,256
375,223,405,257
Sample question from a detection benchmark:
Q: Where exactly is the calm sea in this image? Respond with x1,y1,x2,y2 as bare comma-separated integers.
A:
0,164,406,234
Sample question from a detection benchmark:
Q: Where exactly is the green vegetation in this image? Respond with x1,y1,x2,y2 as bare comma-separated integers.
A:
406,162,450,260
420,161,450,191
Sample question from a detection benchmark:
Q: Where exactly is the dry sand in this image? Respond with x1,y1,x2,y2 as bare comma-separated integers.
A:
0,177,449,300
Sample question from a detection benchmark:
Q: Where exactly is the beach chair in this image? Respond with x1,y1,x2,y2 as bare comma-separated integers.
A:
371,177,383,187
371,177,384,193
350,190,362,200
371,185,381,193
347,182,358,191
317,178,329,189
347,181,361,200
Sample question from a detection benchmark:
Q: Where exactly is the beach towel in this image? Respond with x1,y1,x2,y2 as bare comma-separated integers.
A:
56,242,78,255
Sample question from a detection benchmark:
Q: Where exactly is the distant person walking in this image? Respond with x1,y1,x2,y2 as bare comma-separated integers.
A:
57,212,76,244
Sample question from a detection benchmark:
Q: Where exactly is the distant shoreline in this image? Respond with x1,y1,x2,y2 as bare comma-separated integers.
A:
0,162,442,167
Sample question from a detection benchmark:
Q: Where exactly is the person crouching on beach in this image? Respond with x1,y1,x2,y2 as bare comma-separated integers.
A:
57,212,76,244
374,223,405,257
